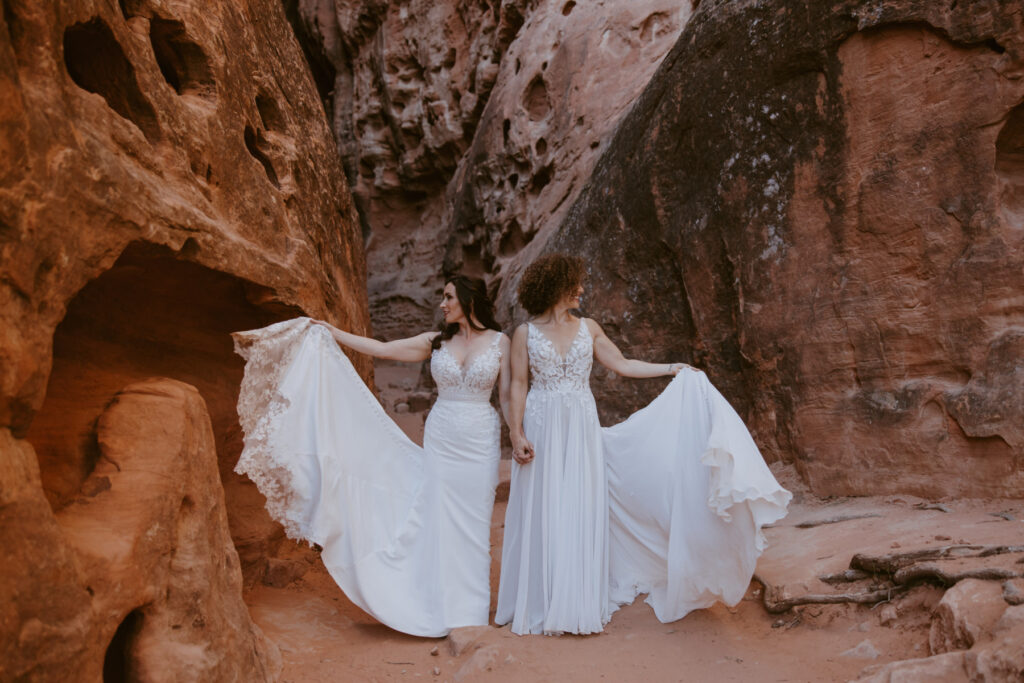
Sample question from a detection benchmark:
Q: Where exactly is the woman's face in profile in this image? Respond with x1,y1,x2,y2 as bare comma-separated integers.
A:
439,282,465,324
561,281,584,309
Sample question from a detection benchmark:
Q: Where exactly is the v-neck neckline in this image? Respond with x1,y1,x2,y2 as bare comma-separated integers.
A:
442,332,497,378
530,319,584,361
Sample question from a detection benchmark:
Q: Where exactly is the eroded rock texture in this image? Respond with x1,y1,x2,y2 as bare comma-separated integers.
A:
0,0,367,678
291,0,1022,498
289,0,691,336
541,0,1024,498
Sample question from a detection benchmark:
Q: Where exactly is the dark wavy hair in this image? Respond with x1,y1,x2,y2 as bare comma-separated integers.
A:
517,254,586,316
431,274,501,350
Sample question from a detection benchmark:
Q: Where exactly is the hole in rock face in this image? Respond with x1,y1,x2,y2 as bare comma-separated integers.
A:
25,241,295,514
3,0,23,47
523,75,550,121
149,17,215,98
535,137,547,156
499,219,529,256
63,18,161,141
103,608,143,683
995,102,1024,229
509,173,519,188
502,118,511,146
529,163,553,194
255,93,285,132
460,242,488,278
639,11,670,43
562,1,576,16
117,0,143,19
244,125,279,188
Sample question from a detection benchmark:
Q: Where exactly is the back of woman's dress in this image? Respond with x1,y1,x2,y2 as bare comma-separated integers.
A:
232,318,501,637
496,320,611,635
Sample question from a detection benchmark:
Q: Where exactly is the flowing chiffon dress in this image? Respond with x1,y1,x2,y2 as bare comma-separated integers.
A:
232,318,502,637
497,317,791,635
496,320,611,635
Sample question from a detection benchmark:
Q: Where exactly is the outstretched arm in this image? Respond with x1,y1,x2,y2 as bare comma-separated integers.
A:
588,318,693,378
508,324,535,464
315,321,436,362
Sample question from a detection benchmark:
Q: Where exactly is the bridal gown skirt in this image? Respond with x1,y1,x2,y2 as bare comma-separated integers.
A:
497,371,790,635
604,371,792,623
233,318,500,637
496,389,611,635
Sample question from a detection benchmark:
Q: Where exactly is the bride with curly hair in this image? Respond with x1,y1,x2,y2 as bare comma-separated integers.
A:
496,254,791,636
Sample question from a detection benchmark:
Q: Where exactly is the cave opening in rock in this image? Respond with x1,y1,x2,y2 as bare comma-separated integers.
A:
149,17,215,98
63,17,161,141
102,608,143,683
24,241,298,560
995,101,1024,230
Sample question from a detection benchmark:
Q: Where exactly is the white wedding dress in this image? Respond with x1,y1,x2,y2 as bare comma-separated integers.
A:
497,318,791,635
496,320,610,635
232,317,502,637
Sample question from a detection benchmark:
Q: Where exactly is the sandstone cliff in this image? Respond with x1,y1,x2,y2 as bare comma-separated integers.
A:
544,0,1024,498
289,0,692,336
293,0,1022,499
0,0,368,678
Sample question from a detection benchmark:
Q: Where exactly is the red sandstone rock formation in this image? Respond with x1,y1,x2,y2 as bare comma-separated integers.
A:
541,1,1024,498
289,0,691,336
0,0,367,678
293,1,1022,499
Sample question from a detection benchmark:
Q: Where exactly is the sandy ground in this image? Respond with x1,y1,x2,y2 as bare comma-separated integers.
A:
244,360,1024,682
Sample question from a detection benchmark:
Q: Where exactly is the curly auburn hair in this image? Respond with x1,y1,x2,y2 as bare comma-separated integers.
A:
517,254,586,316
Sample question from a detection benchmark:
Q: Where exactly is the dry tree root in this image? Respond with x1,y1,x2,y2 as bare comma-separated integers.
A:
756,544,1024,615
794,513,882,529
892,563,1024,586
850,545,982,573
914,502,951,513
754,577,907,614
819,569,870,584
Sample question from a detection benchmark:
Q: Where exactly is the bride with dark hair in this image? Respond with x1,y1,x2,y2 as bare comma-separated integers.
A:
497,254,791,635
233,275,510,637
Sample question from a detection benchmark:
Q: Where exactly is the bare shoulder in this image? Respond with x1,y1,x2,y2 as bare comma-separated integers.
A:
512,322,530,339
495,330,512,347
582,317,604,337
420,330,441,344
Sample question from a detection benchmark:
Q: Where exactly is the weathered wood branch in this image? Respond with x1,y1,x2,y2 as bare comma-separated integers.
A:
794,513,883,529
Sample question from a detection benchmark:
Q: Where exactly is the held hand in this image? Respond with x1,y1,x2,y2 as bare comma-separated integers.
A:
511,434,535,465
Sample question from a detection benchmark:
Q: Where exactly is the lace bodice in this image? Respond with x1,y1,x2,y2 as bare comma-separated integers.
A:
431,332,503,402
526,320,593,393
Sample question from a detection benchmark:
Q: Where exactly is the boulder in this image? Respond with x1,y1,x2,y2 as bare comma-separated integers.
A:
854,651,968,683
8,379,281,681
929,579,1007,655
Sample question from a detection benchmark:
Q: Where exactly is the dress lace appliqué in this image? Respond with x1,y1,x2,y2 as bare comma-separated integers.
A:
431,333,503,403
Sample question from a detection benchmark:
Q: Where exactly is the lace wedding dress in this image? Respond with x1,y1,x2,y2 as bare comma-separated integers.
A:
496,320,611,635
496,318,791,635
232,317,503,637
